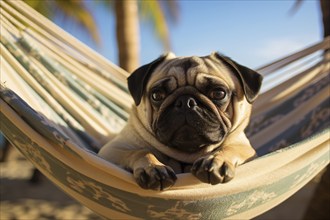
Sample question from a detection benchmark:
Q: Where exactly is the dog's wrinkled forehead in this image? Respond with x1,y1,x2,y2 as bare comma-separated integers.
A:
147,55,234,90
128,52,262,106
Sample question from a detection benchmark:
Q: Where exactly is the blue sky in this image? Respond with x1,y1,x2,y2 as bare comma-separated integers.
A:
55,0,322,70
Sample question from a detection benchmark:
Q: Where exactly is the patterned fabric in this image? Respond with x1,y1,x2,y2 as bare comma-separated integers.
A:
0,1,329,219
247,74,330,155
1,94,329,219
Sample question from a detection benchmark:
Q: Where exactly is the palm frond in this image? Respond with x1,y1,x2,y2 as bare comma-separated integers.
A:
55,0,101,45
24,0,101,45
139,1,171,51
288,0,304,15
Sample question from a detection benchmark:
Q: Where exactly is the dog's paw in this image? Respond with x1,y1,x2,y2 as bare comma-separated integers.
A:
191,155,235,185
133,165,177,190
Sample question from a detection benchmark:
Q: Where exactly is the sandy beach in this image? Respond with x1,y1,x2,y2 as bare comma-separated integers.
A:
0,146,103,220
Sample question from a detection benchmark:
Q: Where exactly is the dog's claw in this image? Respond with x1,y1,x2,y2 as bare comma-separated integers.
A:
191,155,235,185
134,165,177,190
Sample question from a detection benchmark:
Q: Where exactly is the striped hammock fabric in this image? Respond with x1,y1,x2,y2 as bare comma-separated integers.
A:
1,1,329,219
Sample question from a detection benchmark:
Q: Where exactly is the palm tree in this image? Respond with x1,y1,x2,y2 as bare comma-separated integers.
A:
24,0,178,73
114,0,139,73
113,0,178,72
291,0,329,38
320,0,330,38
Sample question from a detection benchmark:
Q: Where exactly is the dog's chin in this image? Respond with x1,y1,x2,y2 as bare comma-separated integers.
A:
157,125,223,153
169,125,207,152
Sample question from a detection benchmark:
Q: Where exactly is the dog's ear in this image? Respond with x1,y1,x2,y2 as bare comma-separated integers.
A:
213,52,263,103
127,53,174,106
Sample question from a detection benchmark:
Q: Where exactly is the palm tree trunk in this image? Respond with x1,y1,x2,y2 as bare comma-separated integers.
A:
320,0,330,38
115,0,140,73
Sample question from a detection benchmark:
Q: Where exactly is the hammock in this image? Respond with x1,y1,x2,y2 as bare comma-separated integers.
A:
1,1,329,219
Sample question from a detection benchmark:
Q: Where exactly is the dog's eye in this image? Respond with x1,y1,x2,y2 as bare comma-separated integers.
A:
209,88,226,100
151,89,166,102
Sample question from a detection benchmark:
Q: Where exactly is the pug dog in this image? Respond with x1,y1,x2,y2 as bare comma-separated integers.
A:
98,52,263,191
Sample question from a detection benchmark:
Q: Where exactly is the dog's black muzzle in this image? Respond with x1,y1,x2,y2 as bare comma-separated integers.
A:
155,94,226,153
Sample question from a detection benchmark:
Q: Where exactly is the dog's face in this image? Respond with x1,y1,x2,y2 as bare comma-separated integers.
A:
128,52,262,154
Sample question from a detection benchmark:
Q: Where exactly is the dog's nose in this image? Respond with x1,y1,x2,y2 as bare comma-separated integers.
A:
175,96,197,110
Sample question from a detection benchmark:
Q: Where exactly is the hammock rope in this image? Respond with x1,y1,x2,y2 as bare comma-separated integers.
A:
1,1,329,219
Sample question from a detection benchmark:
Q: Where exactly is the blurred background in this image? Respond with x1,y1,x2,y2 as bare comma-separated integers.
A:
21,0,328,72
1,0,329,219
